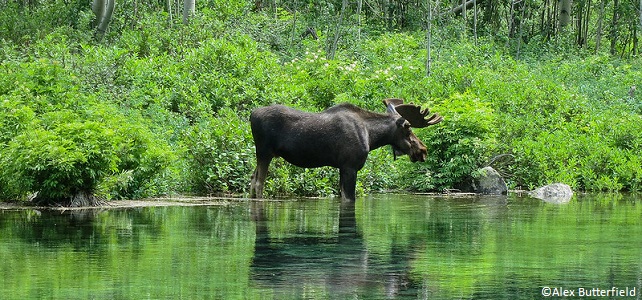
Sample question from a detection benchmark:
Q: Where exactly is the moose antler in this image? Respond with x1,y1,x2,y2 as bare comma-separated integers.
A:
383,98,443,128
395,104,443,128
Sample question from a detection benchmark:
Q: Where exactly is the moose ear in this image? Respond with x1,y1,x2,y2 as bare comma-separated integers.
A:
383,98,404,107
395,117,410,129
384,98,405,115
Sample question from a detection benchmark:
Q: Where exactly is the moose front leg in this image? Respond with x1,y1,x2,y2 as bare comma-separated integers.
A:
339,168,358,202
250,157,272,198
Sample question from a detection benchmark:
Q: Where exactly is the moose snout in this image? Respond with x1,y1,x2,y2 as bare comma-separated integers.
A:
408,147,427,162
410,151,426,162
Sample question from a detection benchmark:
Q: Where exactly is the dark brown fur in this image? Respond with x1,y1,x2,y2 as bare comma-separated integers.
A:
249,102,433,201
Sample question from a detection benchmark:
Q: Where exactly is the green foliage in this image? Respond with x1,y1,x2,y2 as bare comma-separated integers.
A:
0,0,87,46
2,3,642,203
0,59,171,203
398,93,496,192
264,163,339,198
182,108,254,195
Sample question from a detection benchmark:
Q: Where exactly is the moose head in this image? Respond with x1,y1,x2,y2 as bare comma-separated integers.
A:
384,98,443,163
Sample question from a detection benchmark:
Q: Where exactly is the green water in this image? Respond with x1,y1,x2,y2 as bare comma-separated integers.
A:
1,194,641,299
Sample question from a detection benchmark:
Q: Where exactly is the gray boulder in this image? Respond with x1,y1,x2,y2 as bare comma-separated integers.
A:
473,166,508,195
529,183,573,203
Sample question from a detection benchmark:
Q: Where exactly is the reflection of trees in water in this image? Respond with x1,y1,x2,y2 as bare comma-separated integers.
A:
1,208,167,254
250,200,417,298
1,205,255,256
0,205,259,299
1,195,639,298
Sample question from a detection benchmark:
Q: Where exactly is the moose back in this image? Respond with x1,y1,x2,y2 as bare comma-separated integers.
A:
249,99,442,201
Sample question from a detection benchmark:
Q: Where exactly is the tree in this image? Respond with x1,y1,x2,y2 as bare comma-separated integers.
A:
92,0,116,41
595,0,605,52
558,0,572,29
575,0,591,47
183,0,195,25
328,0,348,60
426,0,434,76
610,0,620,54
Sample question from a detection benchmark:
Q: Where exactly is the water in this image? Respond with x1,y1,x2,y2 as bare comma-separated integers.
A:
1,194,641,299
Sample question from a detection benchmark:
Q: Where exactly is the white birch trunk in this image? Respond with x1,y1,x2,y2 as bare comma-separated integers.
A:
183,0,195,25
92,0,116,41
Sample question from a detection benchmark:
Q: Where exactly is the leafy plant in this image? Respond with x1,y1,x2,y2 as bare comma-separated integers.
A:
182,108,254,195
400,93,496,192
0,59,171,204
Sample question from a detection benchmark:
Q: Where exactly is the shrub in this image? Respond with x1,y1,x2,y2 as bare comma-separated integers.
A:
0,59,171,204
399,93,496,192
182,108,255,195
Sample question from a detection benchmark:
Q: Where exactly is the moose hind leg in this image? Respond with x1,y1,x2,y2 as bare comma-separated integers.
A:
250,157,271,198
339,168,358,202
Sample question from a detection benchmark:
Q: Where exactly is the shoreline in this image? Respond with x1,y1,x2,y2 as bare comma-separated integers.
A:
0,191,559,210
0,196,253,211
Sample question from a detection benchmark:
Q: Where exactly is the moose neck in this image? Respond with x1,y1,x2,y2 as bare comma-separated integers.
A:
364,115,401,151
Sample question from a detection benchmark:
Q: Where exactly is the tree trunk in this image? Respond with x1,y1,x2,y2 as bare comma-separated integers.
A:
449,0,479,15
633,26,639,55
576,0,584,46
290,9,297,47
516,1,526,58
356,0,363,41
583,0,591,47
508,0,516,39
384,0,390,29
639,0,642,53
183,0,195,25
93,0,116,42
610,0,619,54
426,0,432,76
166,0,173,26
540,0,553,41
558,0,572,29
328,0,348,60
595,0,604,52
473,0,478,43
462,0,467,27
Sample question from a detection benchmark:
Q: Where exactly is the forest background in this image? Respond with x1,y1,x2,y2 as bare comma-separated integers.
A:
1,0,641,205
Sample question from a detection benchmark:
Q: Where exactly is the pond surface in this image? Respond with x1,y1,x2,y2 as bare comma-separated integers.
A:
1,194,641,299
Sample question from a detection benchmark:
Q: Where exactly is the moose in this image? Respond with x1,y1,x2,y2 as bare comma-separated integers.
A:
249,98,443,201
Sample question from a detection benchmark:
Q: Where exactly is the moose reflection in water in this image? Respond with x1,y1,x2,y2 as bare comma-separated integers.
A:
250,201,418,298
249,99,443,201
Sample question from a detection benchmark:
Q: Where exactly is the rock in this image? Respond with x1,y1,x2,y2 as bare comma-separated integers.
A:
529,183,573,203
473,167,508,195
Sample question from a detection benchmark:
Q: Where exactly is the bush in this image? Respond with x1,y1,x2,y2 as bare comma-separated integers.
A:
0,59,171,204
3,4,642,201
1,111,118,203
399,93,496,192
182,108,255,195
